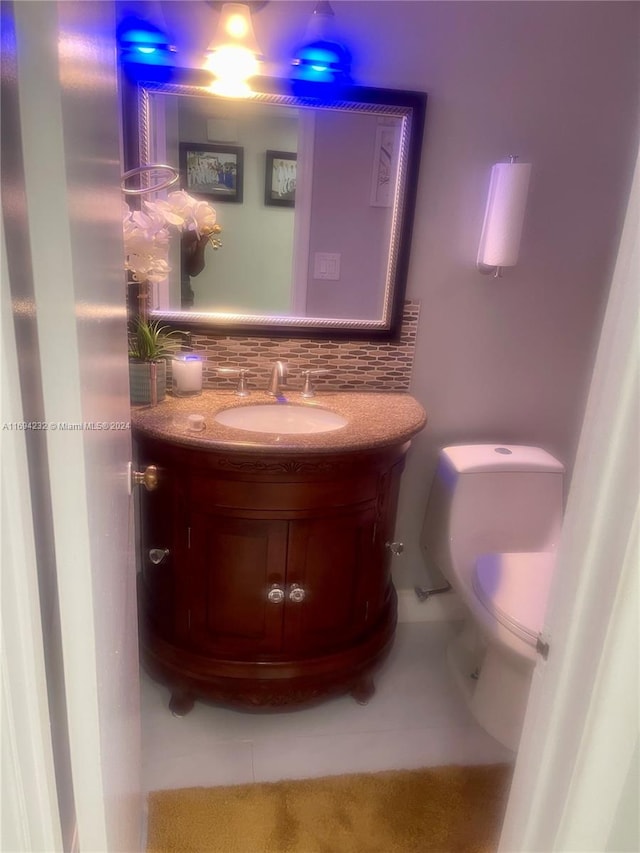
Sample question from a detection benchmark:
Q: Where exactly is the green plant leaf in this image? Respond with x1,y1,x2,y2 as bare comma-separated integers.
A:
128,318,182,362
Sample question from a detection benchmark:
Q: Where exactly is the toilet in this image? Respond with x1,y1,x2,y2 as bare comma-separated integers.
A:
420,444,564,751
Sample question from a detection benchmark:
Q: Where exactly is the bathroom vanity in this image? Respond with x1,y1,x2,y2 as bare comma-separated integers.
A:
132,391,426,714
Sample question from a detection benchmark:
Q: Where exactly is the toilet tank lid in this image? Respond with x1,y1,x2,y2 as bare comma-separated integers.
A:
441,445,564,474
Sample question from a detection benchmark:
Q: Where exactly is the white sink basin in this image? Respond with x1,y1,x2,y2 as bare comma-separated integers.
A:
214,404,348,434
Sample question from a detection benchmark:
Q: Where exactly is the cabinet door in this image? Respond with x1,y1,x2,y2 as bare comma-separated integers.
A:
187,513,288,657
284,506,378,654
137,461,187,640
370,457,406,609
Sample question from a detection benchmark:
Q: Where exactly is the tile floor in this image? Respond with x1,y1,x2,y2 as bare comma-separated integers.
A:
140,620,514,795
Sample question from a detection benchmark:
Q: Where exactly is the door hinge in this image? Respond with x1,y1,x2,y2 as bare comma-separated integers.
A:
536,633,550,660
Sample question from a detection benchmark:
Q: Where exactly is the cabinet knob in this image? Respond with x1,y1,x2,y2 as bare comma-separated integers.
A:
385,541,404,555
288,583,306,603
149,548,169,565
132,464,159,492
267,584,285,604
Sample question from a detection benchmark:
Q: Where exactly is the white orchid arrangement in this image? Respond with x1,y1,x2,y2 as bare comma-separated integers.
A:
123,190,221,284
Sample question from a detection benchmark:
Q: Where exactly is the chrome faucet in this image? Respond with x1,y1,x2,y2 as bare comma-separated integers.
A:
267,360,288,397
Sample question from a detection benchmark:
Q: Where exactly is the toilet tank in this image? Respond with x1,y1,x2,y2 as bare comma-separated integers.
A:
420,445,564,594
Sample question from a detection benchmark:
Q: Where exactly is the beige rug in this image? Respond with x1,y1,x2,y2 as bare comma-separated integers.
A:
146,764,512,852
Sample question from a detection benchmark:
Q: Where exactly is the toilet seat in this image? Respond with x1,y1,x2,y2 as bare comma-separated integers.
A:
473,551,555,646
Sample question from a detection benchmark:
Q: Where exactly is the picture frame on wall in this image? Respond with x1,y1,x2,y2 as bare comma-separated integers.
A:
179,142,244,203
265,150,297,207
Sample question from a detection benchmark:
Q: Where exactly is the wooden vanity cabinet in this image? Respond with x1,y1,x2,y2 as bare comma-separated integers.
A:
135,432,408,713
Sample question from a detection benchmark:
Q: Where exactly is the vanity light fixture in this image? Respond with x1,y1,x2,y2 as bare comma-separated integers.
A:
290,1,352,86
203,2,266,98
117,16,176,65
477,155,531,278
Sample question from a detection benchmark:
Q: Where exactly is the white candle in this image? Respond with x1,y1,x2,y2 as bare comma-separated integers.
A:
172,356,203,395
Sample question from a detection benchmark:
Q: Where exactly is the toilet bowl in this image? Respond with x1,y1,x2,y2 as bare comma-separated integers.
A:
420,445,564,751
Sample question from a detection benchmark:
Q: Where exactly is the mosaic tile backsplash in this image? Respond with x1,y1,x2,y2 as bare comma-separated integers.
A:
180,301,420,394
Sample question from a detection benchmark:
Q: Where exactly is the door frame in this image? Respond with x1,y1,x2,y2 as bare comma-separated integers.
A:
1,220,64,853
500,143,639,852
3,2,142,850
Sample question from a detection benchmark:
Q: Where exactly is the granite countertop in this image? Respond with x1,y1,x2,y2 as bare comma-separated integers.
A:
131,390,427,455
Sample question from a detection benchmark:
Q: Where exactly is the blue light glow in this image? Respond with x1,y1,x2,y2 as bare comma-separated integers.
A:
117,16,176,66
291,39,351,84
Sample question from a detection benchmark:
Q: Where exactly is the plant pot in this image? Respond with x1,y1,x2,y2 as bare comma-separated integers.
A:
129,359,167,405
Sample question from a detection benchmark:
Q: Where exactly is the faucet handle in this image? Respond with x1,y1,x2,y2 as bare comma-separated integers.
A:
301,368,330,398
215,367,250,397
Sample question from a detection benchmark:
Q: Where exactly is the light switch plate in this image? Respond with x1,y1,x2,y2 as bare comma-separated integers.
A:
313,252,341,281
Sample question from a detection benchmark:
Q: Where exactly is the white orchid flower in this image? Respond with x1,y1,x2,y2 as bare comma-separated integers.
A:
166,190,194,211
144,198,185,228
188,200,217,238
125,247,170,283
123,191,218,283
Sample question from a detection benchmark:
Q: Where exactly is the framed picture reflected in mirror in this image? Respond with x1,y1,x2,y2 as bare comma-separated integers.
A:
180,142,244,203
265,150,296,207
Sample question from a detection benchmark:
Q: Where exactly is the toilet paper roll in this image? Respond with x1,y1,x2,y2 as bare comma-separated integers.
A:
477,162,531,268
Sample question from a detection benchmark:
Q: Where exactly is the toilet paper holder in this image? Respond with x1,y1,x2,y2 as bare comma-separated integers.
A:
477,154,531,278
414,582,452,602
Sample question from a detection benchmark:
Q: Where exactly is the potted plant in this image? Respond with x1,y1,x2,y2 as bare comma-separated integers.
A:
128,317,181,405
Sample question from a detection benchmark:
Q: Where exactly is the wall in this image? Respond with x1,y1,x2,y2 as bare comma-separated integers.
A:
338,1,639,588
176,98,297,312
306,110,396,319
130,1,640,590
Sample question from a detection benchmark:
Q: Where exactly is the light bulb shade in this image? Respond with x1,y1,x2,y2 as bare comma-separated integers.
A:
203,3,263,96
208,3,262,55
290,1,351,85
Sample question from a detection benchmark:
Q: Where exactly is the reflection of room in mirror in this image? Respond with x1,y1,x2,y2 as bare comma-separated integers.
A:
180,142,243,202
186,151,236,193
370,122,401,208
304,110,399,323
138,81,426,335
265,150,297,207
166,98,397,319
172,97,297,315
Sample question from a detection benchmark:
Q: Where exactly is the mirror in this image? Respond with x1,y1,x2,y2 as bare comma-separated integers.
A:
122,67,426,338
